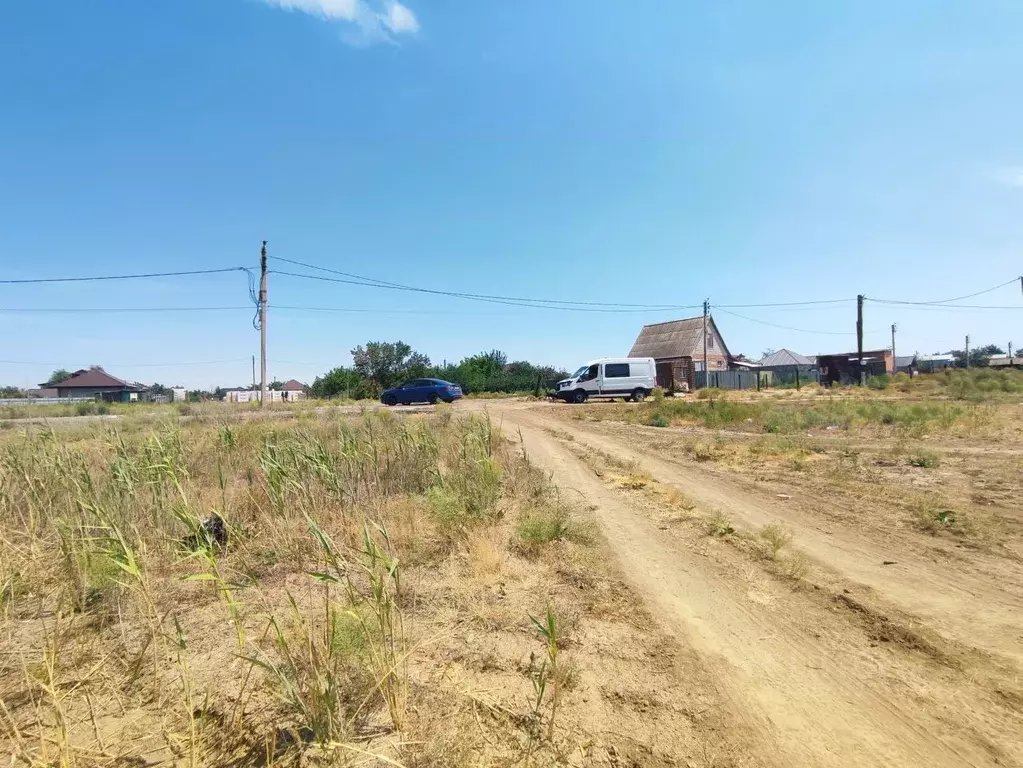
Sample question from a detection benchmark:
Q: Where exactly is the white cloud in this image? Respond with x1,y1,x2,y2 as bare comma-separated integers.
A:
994,166,1023,189
259,0,419,43
382,1,419,33
263,0,360,21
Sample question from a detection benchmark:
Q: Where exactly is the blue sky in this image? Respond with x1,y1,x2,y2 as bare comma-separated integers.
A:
1,0,1021,389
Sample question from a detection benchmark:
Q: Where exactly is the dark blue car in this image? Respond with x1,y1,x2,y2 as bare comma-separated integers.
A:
380,378,463,406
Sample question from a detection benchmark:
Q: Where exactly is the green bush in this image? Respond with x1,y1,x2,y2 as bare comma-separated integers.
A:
647,415,670,428
866,374,889,390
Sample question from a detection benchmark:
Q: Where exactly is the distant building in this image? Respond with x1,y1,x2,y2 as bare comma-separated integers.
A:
894,355,917,373
758,349,818,386
988,355,1022,368
629,315,731,391
26,388,59,399
816,349,894,386
915,354,956,373
171,388,188,402
41,368,147,402
281,379,307,401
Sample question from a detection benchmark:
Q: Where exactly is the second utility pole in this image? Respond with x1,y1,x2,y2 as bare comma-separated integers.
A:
260,241,268,408
856,294,864,385
891,323,897,365
702,299,709,388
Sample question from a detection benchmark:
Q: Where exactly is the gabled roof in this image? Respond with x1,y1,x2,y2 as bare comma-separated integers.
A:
894,355,916,368
759,349,814,367
628,315,730,360
281,379,306,391
45,368,143,390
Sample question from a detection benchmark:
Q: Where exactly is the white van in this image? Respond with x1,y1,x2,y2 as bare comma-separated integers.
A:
553,357,657,404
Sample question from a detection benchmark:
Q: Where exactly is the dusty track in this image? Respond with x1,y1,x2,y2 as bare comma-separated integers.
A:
479,402,1023,768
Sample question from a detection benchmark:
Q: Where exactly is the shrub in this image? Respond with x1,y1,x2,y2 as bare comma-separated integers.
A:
759,523,792,560
648,415,670,428
907,450,940,468
866,374,889,390
651,387,665,403
705,510,734,536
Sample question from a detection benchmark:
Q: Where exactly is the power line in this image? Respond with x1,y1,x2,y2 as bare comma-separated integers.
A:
0,358,250,368
0,306,252,314
0,267,251,284
712,306,884,335
270,257,696,310
272,270,697,312
868,278,1020,306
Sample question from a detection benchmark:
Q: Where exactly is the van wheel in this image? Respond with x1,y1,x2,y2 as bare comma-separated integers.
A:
571,390,587,404
631,388,647,402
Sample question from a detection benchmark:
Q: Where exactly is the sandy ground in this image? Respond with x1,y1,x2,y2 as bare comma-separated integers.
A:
466,399,1023,768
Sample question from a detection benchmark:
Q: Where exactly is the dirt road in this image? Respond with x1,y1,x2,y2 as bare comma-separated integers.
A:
478,401,1022,768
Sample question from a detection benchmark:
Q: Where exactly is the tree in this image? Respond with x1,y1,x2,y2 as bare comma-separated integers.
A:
269,380,284,391
149,383,170,397
45,369,73,385
311,366,374,400
351,341,430,392
946,344,1003,369
761,349,776,361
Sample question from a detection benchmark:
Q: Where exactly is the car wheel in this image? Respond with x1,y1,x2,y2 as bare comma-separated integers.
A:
631,388,647,402
571,390,587,404
428,393,439,405
382,394,397,406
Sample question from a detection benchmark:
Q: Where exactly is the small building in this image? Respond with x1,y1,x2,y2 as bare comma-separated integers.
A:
42,368,147,402
894,355,916,374
757,349,818,386
988,355,1022,368
281,379,307,401
915,354,956,373
26,388,59,399
817,349,894,386
629,315,731,391
171,388,188,402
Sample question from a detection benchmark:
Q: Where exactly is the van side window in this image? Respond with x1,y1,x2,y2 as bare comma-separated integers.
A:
604,363,630,378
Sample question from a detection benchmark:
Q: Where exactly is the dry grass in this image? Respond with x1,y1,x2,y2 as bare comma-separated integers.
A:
0,410,644,767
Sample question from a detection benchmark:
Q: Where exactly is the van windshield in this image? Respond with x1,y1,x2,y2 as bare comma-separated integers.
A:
571,366,589,378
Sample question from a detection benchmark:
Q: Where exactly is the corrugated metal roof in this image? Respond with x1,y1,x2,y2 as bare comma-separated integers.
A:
758,349,814,367
628,315,729,360
895,355,916,368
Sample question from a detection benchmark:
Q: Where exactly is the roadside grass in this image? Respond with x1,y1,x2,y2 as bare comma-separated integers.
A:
577,394,994,437
0,409,608,765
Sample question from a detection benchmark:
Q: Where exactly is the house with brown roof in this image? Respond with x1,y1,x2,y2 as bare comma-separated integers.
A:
281,379,307,401
42,368,147,402
628,315,731,391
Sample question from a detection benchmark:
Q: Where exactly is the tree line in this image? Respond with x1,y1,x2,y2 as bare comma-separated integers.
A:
310,341,568,400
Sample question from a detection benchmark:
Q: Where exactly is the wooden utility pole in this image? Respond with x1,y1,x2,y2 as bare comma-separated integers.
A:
1009,341,1014,364
965,334,970,369
251,354,256,392
702,299,709,388
891,323,897,365
259,241,268,408
856,294,864,385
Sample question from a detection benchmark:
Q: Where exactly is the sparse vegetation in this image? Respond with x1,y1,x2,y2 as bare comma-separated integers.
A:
0,409,614,765
705,510,735,537
760,523,793,560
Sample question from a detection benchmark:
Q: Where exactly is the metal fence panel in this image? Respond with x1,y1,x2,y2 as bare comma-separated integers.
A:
695,370,761,390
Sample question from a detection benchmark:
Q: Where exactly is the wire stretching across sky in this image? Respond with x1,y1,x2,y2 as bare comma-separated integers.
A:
271,255,855,310
712,306,886,336
0,267,252,284
867,277,1022,306
272,269,698,313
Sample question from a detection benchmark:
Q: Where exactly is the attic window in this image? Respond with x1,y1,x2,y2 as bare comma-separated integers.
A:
708,335,715,349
